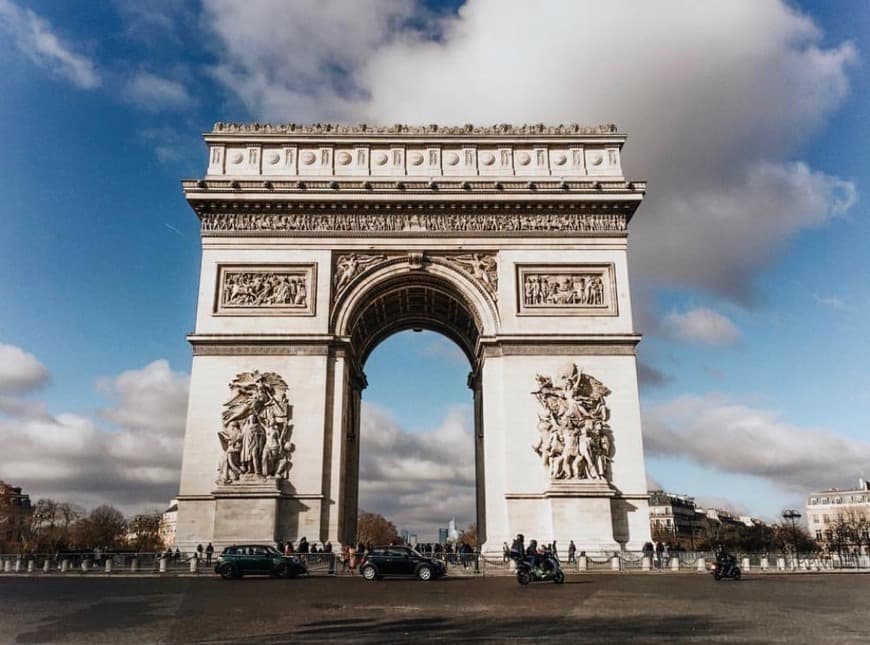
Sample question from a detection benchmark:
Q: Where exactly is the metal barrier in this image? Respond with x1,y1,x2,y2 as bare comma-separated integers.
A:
3,550,868,576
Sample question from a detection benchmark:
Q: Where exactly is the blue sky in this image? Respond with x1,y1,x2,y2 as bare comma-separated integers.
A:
0,1,868,535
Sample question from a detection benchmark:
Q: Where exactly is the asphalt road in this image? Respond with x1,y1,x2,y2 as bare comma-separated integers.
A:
1,573,868,644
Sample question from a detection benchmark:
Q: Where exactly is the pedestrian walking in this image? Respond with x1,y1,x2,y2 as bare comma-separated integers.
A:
205,543,214,565
568,540,577,564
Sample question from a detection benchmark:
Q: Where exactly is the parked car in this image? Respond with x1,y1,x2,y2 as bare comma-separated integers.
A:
214,544,307,580
360,545,446,581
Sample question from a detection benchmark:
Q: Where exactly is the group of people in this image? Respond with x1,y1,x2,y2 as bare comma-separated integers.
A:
642,541,673,568
277,537,332,557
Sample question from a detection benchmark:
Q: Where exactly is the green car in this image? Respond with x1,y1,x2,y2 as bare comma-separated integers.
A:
214,544,308,580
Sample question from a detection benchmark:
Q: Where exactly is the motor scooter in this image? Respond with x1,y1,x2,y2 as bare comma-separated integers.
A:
513,552,565,585
710,555,741,581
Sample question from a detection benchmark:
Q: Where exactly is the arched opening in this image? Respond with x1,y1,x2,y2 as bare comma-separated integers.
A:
333,265,492,549
359,330,476,547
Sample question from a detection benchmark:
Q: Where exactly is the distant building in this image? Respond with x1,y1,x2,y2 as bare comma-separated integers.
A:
807,479,870,545
400,529,410,544
409,534,418,546
438,528,448,544
648,490,705,547
159,499,178,547
0,481,33,547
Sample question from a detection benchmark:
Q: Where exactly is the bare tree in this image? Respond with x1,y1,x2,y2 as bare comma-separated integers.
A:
128,512,163,552
356,511,399,546
74,505,126,550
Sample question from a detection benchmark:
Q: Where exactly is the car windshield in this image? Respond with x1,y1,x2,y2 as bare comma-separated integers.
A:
264,546,282,556
409,548,424,558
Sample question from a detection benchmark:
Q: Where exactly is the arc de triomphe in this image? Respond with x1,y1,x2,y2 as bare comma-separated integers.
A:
176,122,652,554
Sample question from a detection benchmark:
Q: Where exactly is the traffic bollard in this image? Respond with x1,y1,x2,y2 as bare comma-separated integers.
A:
131,558,138,573
641,556,651,571
159,558,167,573
27,561,34,573
105,559,112,574
671,557,679,571
742,557,750,573
61,559,69,572
81,560,89,573
43,560,50,573
190,558,198,574
578,555,587,571
697,557,706,572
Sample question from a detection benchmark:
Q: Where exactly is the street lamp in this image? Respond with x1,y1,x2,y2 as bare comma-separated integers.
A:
783,509,802,565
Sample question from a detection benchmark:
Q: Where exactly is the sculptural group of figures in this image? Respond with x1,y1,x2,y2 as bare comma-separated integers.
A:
531,363,614,482
216,371,295,485
222,272,307,307
524,274,605,307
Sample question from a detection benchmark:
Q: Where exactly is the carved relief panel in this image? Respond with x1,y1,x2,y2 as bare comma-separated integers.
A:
216,371,295,486
516,264,617,316
215,264,316,316
532,363,614,483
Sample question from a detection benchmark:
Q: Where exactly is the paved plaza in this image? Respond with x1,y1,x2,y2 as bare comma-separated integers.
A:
1,573,868,644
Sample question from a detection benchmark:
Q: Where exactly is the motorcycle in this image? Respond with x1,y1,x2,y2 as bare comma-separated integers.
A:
513,553,565,585
710,557,741,581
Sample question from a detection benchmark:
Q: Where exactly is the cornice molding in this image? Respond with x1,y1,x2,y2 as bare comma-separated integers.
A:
210,122,621,136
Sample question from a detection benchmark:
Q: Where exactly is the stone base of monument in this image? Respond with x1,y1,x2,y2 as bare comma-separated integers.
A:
503,482,623,552
185,477,325,549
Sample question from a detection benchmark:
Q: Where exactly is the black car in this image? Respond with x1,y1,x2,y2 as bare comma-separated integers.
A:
214,544,307,580
360,546,446,581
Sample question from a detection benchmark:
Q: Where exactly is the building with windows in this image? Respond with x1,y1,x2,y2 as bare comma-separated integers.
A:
0,481,33,548
647,490,705,548
806,479,870,546
159,499,179,548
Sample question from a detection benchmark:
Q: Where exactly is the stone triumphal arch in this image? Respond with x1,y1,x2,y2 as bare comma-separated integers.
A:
176,123,652,554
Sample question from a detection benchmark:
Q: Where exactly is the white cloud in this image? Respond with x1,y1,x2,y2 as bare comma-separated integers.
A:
358,401,475,536
0,0,100,89
124,71,192,111
0,343,50,393
643,394,870,493
0,359,188,512
202,0,858,306
662,307,741,346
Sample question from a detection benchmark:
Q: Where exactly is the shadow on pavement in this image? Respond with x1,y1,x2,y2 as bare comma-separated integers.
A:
191,614,757,644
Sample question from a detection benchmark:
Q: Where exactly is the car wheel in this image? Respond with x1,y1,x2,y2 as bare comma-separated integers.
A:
417,564,433,581
219,564,237,580
275,563,289,578
362,565,378,581
517,569,531,586
713,570,723,581
553,570,565,584
733,568,742,581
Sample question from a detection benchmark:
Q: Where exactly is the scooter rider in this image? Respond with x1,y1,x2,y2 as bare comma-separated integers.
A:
715,545,737,576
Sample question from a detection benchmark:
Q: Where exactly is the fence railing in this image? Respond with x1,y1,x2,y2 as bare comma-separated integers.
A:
2,550,868,576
